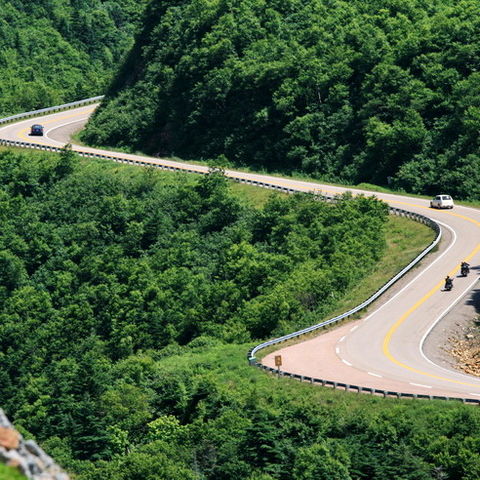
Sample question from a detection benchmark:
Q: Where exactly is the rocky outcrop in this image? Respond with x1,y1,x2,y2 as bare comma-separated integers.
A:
0,410,70,480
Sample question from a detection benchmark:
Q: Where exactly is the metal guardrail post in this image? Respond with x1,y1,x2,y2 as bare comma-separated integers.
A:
3,99,474,403
0,96,104,126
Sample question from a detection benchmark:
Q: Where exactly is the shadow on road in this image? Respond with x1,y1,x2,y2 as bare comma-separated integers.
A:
465,286,480,315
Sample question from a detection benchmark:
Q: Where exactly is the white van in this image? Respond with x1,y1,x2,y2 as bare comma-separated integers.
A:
430,195,454,209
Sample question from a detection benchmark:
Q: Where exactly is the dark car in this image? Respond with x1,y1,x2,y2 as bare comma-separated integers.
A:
30,124,44,136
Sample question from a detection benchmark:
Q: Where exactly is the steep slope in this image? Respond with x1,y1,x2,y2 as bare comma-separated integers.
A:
0,0,148,116
83,0,480,200
1,146,479,480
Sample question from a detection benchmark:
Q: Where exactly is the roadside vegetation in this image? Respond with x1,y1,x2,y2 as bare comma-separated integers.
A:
1,147,478,479
0,464,26,480
316,215,436,321
83,0,480,201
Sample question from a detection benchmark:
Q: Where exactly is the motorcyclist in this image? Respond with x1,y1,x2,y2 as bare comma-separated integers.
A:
444,275,453,290
461,261,470,276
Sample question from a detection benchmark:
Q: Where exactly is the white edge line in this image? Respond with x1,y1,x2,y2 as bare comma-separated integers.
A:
350,325,358,332
368,372,382,378
45,118,90,145
419,274,480,382
359,219,457,325
342,359,352,367
339,336,346,342
0,105,96,133
410,382,432,389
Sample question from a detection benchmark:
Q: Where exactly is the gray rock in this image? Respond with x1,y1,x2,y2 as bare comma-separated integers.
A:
33,474,55,480
17,442,29,456
2,449,30,477
0,412,70,480
25,440,54,468
0,410,12,429
27,456,44,476
24,440,43,457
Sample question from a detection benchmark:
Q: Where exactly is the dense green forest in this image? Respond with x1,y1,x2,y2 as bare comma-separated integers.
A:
0,147,478,480
3,1,480,478
83,0,480,200
0,0,148,116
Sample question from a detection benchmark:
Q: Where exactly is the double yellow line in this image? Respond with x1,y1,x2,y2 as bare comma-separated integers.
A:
12,107,480,387
17,107,96,143
382,209,480,387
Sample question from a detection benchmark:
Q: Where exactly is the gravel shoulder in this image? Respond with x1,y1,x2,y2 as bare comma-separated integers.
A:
46,121,480,382
423,272,480,375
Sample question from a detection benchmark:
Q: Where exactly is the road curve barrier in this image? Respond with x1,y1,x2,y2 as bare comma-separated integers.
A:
254,368,480,404
248,207,441,359
0,96,104,126
3,99,477,404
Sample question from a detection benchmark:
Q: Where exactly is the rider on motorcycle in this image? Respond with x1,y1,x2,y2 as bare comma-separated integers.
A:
445,275,453,290
461,261,470,276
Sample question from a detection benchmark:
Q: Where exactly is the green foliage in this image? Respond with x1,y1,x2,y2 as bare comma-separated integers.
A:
1,147,477,480
0,464,26,480
0,0,148,116
0,147,387,351
73,342,480,480
293,441,351,480
0,147,387,466
84,0,480,200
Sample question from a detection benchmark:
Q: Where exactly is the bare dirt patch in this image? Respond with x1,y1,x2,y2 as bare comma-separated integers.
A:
423,275,480,375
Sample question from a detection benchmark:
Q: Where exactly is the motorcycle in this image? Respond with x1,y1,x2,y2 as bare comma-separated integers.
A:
444,278,453,291
461,263,470,277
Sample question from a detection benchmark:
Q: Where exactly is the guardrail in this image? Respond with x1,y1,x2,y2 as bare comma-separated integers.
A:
253,368,479,403
0,96,104,126
247,207,441,361
3,100,474,403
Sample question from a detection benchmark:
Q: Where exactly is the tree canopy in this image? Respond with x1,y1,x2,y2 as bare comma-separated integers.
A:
0,148,478,479
83,0,480,200
0,0,148,116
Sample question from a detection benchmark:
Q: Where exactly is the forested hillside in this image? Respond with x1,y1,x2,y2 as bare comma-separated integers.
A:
83,0,480,200
0,147,383,473
0,147,478,480
0,0,148,116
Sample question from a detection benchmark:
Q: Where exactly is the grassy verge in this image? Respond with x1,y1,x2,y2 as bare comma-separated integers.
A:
229,181,284,207
257,214,435,359
0,464,26,480
326,215,435,317
75,138,480,208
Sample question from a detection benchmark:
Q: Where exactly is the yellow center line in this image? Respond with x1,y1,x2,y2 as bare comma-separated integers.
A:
380,201,480,386
17,107,96,143
292,189,480,386
382,238,480,387
11,108,480,389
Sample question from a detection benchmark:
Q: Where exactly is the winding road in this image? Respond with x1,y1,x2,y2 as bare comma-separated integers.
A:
1,104,479,400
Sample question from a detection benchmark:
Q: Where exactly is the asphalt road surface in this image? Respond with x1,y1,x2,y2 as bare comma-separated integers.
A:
1,105,480,399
